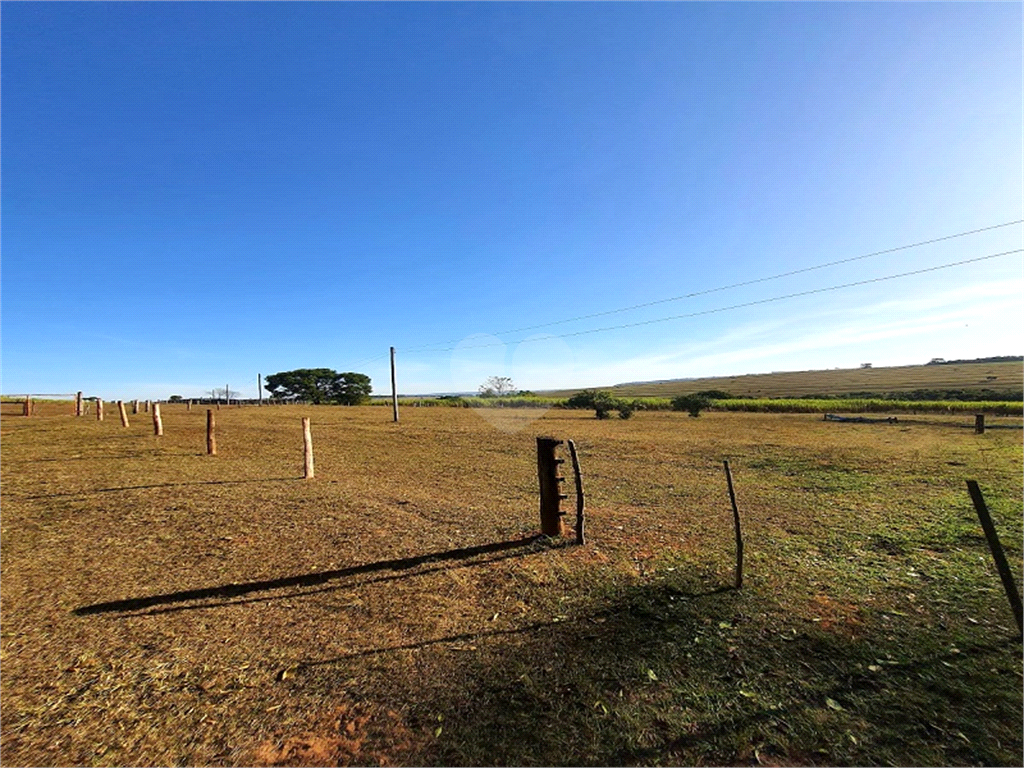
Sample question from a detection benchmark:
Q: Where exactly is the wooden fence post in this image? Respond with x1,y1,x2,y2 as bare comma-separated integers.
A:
132,399,139,414
537,436,566,536
258,374,263,406
23,395,31,417
96,398,104,421
152,403,163,436
75,391,83,417
187,399,192,411
302,417,314,479
567,439,586,545
724,460,744,589
144,400,150,413
390,347,399,423
966,480,1022,635
207,410,217,455
117,401,129,428
975,414,985,434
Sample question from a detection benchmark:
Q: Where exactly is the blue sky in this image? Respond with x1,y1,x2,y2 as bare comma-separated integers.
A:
2,2,1021,399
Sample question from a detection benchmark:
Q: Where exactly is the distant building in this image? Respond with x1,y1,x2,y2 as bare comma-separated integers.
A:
928,357,946,365
860,363,872,369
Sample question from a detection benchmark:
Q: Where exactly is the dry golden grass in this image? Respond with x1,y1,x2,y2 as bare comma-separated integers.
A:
1,403,1021,766
549,360,1024,398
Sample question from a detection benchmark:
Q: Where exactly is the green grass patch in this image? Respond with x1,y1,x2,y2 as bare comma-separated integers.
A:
712,398,1023,415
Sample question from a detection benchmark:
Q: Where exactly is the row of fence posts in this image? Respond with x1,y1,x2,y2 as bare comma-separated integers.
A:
31,392,1024,633
71,393,315,480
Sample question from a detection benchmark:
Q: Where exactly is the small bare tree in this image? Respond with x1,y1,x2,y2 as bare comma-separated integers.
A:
479,376,516,397
208,387,242,402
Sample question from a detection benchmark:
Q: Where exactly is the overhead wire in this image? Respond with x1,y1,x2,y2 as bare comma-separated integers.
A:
400,248,1022,354
400,219,1022,353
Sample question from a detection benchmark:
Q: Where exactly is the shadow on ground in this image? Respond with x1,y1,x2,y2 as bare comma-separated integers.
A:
287,576,1022,767
73,536,563,617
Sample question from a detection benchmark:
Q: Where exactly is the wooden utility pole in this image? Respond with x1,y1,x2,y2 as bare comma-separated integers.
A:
117,401,129,428
537,437,567,536
567,439,586,545
724,460,744,589
390,347,399,423
206,409,217,455
75,391,83,417
302,417,314,479
967,480,1022,635
96,398,104,421
152,403,163,436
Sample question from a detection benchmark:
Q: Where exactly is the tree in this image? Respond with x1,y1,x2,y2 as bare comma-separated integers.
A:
264,368,372,405
208,387,242,402
479,376,516,398
672,393,713,417
566,389,626,419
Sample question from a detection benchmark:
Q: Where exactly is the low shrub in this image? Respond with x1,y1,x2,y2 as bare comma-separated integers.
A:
672,393,712,417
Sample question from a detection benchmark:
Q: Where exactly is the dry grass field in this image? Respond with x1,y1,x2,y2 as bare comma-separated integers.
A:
551,360,1024,399
1,402,1021,766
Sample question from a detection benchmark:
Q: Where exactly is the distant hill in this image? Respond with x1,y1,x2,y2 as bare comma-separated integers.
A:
925,355,1023,365
545,359,1023,400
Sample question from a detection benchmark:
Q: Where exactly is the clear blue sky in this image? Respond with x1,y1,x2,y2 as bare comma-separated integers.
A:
2,2,1021,399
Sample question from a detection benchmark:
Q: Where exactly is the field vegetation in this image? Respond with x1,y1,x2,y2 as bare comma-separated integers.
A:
388,394,1022,417
546,360,1024,400
1,401,1021,766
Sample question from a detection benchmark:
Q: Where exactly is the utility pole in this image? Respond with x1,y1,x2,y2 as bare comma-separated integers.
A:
390,346,399,423
258,374,263,406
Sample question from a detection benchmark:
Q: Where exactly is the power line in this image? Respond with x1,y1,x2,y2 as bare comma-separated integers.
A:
347,352,390,369
404,248,1022,354
402,219,1023,353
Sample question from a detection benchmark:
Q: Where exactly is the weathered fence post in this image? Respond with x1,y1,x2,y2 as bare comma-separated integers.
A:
152,403,163,436
537,436,566,536
23,395,31,417
96,398,104,422
390,347,399,423
75,391,83,417
302,417,314,479
132,399,139,414
567,439,586,545
724,460,744,589
206,409,217,455
975,414,985,434
117,400,129,428
966,480,1022,635
144,400,150,413
187,399,192,411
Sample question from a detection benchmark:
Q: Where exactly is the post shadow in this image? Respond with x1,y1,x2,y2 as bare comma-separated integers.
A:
74,535,558,616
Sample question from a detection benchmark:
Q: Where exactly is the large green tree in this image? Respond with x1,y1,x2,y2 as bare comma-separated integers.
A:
264,368,372,405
